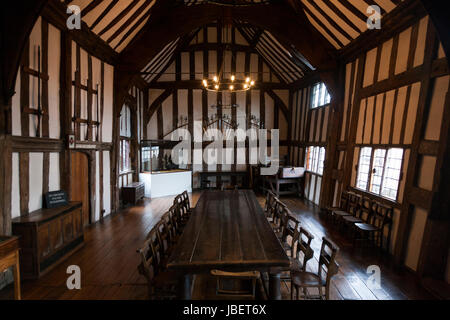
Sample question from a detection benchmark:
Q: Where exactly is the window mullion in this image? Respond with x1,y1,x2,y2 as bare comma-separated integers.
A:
367,148,376,193
379,148,388,197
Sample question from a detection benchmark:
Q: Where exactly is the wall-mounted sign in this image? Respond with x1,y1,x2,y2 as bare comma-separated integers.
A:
44,190,69,209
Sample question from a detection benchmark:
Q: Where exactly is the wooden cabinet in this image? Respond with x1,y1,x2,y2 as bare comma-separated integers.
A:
122,182,145,204
12,202,84,280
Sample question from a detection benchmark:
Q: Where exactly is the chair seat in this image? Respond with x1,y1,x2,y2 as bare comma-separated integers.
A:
355,223,379,231
291,271,326,287
343,216,362,223
333,210,351,216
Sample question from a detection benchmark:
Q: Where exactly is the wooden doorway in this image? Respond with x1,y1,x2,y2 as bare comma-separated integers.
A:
70,151,90,226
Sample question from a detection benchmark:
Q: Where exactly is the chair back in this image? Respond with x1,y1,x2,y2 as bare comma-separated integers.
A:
347,193,361,216
174,195,185,216
169,204,182,234
137,231,158,282
280,209,300,244
318,237,339,284
294,227,315,271
372,204,393,229
156,213,172,255
265,192,278,220
359,197,373,222
182,190,191,211
340,191,350,211
273,200,287,230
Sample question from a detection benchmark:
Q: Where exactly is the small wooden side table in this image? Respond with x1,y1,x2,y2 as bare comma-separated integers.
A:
0,236,21,300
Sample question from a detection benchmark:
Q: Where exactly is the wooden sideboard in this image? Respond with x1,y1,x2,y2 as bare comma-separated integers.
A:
12,202,84,280
122,182,145,204
0,236,21,299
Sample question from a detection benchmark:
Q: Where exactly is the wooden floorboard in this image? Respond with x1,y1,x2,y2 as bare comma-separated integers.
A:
0,191,433,300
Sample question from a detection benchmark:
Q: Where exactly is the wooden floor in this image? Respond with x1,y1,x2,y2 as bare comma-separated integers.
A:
0,191,433,300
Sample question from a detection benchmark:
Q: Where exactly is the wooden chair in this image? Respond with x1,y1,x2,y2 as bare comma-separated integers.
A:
210,270,260,300
335,193,361,227
169,204,184,235
278,210,300,254
291,237,339,300
325,190,350,220
280,227,314,284
264,191,278,223
156,214,174,258
174,195,190,224
161,211,178,245
342,196,370,225
137,229,178,299
181,190,193,216
354,203,393,250
271,200,287,234
331,191,354,222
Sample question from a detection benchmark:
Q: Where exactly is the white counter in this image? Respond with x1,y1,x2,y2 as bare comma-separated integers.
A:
139,170,192,198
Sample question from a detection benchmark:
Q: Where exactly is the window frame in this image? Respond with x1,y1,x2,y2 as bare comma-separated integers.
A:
119,137,132,174
355,146,404,202
310,82,331,110
305,145,326,176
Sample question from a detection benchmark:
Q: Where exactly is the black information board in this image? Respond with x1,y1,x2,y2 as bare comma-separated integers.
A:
44,190,69,209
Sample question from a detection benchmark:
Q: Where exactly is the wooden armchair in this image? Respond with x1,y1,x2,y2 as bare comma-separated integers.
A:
210,270,260,300
291,237,339,300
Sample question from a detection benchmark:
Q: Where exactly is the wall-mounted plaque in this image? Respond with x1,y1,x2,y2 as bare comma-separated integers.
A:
68,135,75,149
44,190,69,209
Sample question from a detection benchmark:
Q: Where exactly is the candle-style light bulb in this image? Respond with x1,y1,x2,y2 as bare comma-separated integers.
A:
213,76,218,82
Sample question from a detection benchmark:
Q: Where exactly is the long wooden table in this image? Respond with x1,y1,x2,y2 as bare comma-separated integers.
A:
167,190,290,299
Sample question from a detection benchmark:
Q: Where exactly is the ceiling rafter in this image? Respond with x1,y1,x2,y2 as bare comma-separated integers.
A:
236,25,290,84
148,28,203,84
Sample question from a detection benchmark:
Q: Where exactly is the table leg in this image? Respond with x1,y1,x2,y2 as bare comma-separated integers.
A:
13,253,21,300
179,274,192,300
269,272,281,300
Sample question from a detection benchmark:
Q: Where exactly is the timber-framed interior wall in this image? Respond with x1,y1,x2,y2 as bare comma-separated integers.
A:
1,10,120,236
287,4,450,280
